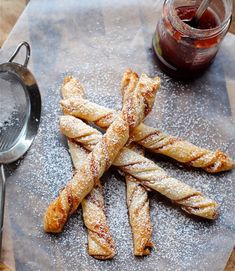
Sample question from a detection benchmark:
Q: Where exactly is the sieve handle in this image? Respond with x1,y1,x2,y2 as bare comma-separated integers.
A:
0,164,6,255
9,41,30,67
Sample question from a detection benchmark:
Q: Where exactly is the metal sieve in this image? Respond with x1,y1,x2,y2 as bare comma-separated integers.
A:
0,41,41,253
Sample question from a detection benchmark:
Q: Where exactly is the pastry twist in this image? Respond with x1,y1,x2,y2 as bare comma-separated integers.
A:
44,69,160,233
125,144,153,256
122,87,153,255
60,115,218,220
60,94,234,173
121,76,154,255
68,140,115,259
63,75,153,257
61,76,115,259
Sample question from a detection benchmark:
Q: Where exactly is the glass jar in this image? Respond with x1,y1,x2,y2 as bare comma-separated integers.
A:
153,0,233,79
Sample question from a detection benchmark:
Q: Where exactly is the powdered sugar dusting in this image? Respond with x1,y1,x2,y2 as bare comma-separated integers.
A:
5,67,235,270
0,77,22,129
3,0,235,269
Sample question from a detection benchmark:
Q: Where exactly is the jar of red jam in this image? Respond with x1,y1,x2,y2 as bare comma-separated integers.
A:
153,0,233,78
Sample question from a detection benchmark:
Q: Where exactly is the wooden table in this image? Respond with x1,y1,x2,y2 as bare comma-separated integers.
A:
229,0,235,34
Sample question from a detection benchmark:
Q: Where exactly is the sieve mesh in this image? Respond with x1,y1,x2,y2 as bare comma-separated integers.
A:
0,71,28,152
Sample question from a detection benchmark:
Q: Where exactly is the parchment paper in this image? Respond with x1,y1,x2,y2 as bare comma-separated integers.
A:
0,0,235,270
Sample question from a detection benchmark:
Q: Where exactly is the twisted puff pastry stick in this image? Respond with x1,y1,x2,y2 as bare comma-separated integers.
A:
60,96,234,174
63,75,153,256
60,115,218,220
68,141,115,259
121,74,153,255
125,144,153,256
61,76,115,259
44,69,160,233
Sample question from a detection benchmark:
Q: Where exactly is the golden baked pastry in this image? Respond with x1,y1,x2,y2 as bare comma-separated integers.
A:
68,140,115,259
121,76,154,256
62,74,153,257
44,69,160,233
125,144,153,256
60,115,218,220
60,75,85,99
60,91,234,173
60,76,115,259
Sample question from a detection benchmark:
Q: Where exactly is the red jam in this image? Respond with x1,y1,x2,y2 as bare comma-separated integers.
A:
153,3,231,79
